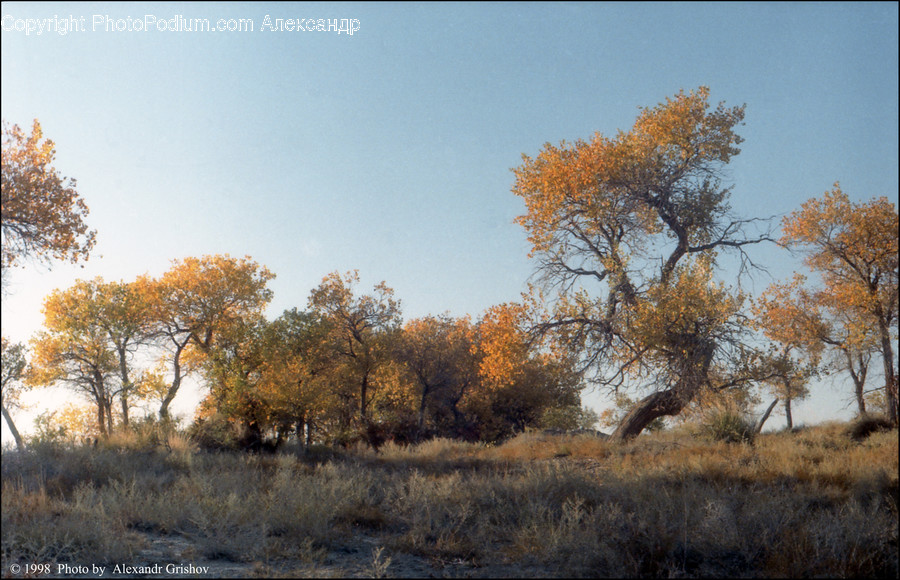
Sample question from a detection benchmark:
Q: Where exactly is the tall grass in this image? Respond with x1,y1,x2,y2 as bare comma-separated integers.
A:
2,423,897,577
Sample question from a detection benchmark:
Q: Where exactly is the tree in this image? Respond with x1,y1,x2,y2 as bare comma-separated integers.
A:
141,255,275,420
754,273,877,417
25,278,154,437
752,278,823,428
197,315,273,450
307,271,401,433
1,337,29,451
1,120,96,273
258,309,338,448
757,347,813,430
780,185,899,424
511,87,772,441
28,315,118,438
396,315,478,437
468,302,582,441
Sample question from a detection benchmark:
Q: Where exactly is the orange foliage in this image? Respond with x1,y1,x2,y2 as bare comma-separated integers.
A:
1,119,96,269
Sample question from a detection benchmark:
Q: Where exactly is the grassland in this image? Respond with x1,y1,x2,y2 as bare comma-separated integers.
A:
2,421,897,578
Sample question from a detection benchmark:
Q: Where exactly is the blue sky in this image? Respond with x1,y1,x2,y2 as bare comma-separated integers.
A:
2,2,898,441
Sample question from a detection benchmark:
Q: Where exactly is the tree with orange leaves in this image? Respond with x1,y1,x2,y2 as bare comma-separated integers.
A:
1,120,96,274
512,87,773,441
754,273,880,418
28,277,153,434
469,302,581,441
780,185,898,424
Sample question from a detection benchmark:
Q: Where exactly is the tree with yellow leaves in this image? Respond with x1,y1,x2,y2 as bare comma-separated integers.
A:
1,120,96,274
780,185,898,424
28,314,118,438
26,278,155,437
307,271,402,435
140,254,275,420
512,87,773,441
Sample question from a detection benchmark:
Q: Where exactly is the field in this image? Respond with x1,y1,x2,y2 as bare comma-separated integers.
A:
2,422,897,578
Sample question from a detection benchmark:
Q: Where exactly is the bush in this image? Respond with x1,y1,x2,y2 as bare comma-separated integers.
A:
187,412,241,450
699,409,757,444
848,414,895,441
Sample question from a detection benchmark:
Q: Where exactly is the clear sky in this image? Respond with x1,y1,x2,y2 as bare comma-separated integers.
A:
2,2,898,443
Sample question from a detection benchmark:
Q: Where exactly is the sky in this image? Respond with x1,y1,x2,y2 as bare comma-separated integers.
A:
2,2,898,443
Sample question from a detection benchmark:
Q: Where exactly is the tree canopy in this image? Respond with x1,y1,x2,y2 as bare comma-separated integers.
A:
779,184,898,424
512,87,773,440
1,120,96,272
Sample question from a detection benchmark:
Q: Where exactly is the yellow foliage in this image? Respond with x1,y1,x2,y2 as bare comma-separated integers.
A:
1,119,96,268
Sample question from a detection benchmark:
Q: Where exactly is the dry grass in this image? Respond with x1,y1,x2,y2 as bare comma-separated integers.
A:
2,423,897,577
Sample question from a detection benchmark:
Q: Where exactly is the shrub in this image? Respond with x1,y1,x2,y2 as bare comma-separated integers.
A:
186,412,241,450
699,409,757,444
848,414,895,442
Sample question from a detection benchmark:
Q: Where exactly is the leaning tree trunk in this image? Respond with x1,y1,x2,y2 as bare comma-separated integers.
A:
610,388,685,443
1,403,26,452
755,398,779,434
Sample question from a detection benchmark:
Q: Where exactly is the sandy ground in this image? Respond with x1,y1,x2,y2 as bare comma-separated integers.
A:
99,528,550,578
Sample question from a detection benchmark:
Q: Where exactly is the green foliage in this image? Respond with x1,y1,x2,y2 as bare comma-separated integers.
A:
28,410,69,446
539,404,600,431
186,411,241,451
699,409,757,444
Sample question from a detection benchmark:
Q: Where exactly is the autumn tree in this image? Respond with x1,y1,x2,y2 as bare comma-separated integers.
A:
469,302,582,441
28,305,118,438
25,278,153,436
307,271,402,434
46,278,150,425
1,337,29,451
753,273,878,418
752,278,825,428
257,309,338,448
396,315,479,437
1,120,96,274
141,255,275,420
512,87,773,441
196,315,273,450
780,186,899,424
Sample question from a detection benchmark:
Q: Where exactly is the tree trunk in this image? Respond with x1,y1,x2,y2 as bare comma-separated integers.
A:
755,398,779,434
159,338,189,421
784,397,793,431
358,373,369,424
106,396,115,435
118,344,131,427
877,315,898,425
96,398,108,438
159,363,182,420
1,403,26,452
121,393,130,428
610,388,685,443
294,417,314,452
417,383,431,436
